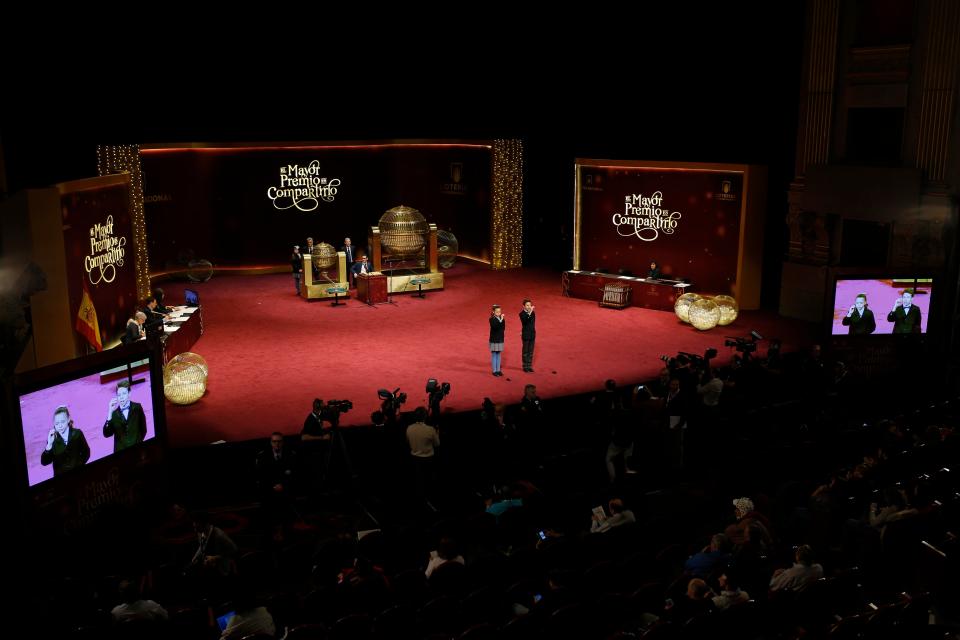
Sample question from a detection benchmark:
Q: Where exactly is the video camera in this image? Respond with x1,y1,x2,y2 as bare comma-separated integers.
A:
426,378,451,420
725,331,763,357
660,348,718,369
426,378,451,400
322,399,353,426
378,387,408,415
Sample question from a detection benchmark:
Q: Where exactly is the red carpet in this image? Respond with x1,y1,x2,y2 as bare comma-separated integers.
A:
165,263,816,447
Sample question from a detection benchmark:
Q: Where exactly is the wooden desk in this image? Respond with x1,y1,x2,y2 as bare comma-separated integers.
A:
356,273,388,304
563,271,691,311
161,306,203,363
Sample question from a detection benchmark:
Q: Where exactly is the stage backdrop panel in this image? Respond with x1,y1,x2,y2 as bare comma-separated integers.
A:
574,160,766,308
141,143,492,271
60,176,139,352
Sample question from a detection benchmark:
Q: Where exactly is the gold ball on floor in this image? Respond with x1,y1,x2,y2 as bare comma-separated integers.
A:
674,292,702,323
689,298,721,331
163,353,208,405
713,295,738,326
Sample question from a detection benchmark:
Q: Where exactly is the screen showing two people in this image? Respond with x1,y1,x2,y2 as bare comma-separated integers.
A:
19,368,157,487
831,278,932,336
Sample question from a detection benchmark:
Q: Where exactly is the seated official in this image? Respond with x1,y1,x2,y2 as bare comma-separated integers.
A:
647,260,662,279
351,255,373,279
153,287,173,314
141,295,166,324
122,311,147,344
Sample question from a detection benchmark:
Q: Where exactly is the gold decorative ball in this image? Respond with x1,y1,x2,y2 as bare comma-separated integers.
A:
674,292,702,323
689,298,721,331
172,352,208,377
163,354,208,405
379,205,428,258
312,242,338,269
713,295,738,326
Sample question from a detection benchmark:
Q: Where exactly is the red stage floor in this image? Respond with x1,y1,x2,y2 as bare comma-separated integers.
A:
164,262,816,447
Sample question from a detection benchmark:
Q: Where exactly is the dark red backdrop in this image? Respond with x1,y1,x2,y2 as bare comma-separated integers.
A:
61,181,138,349
578,167,744,294
141,144,492,270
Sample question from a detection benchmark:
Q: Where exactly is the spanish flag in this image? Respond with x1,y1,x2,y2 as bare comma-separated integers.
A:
75,281,102,351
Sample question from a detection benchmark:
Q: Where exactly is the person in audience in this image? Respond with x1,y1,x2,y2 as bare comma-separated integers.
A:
489,304,505,376
769,544,823,592
712,569,750,610
302,398,330,441
605,408,637,483
590,497,635,533
485,486,524,520
290,244,303,295
519,298,536,373
684,533,732,578
110,578,169,624
425,536,465,578
40,405,90,476
868,486,918,536
103,379,147,452
660,578,716,625
189,511,238,578
256,431,298,537
887,288,922,334
220,586,276,640
696,367,724,408
648,367,672,399
123,311,147,344
519,384,543,421
725,496,774,547
841,293,876,335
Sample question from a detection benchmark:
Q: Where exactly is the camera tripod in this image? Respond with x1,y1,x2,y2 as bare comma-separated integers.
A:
317,418,381,529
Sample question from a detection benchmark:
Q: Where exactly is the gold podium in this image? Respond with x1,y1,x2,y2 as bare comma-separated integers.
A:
368,221,445,295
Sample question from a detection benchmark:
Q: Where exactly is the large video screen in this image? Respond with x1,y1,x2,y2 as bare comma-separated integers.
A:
831,278,932,336
19,363,157,487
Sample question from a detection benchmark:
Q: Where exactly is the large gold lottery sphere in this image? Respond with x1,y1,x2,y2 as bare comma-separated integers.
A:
713,295,738,326
674,292,702,323
437,230,459,269
689,298,720,331
379,205,428,258
312,242,338,269
163,354,208,405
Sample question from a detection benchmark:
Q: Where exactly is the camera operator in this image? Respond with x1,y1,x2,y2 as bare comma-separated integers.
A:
302,398,331,442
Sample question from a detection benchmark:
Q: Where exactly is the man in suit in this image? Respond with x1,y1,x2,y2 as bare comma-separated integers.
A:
290,245,304,295
103,379,147,452
141,296,166,327
519,299,536,373
304,237,319,279
887,289,922,334
341,238,357,286
256,432,298,534
841,293,876,335
351,255,372,280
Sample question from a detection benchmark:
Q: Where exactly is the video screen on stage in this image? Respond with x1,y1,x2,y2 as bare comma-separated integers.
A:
18,358,158,487
831,278,933,336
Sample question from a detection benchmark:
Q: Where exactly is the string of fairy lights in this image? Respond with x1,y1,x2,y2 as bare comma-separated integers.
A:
96,145,150,299
491,139,524,269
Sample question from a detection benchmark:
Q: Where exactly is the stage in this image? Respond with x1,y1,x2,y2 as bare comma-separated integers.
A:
163,262,817,447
